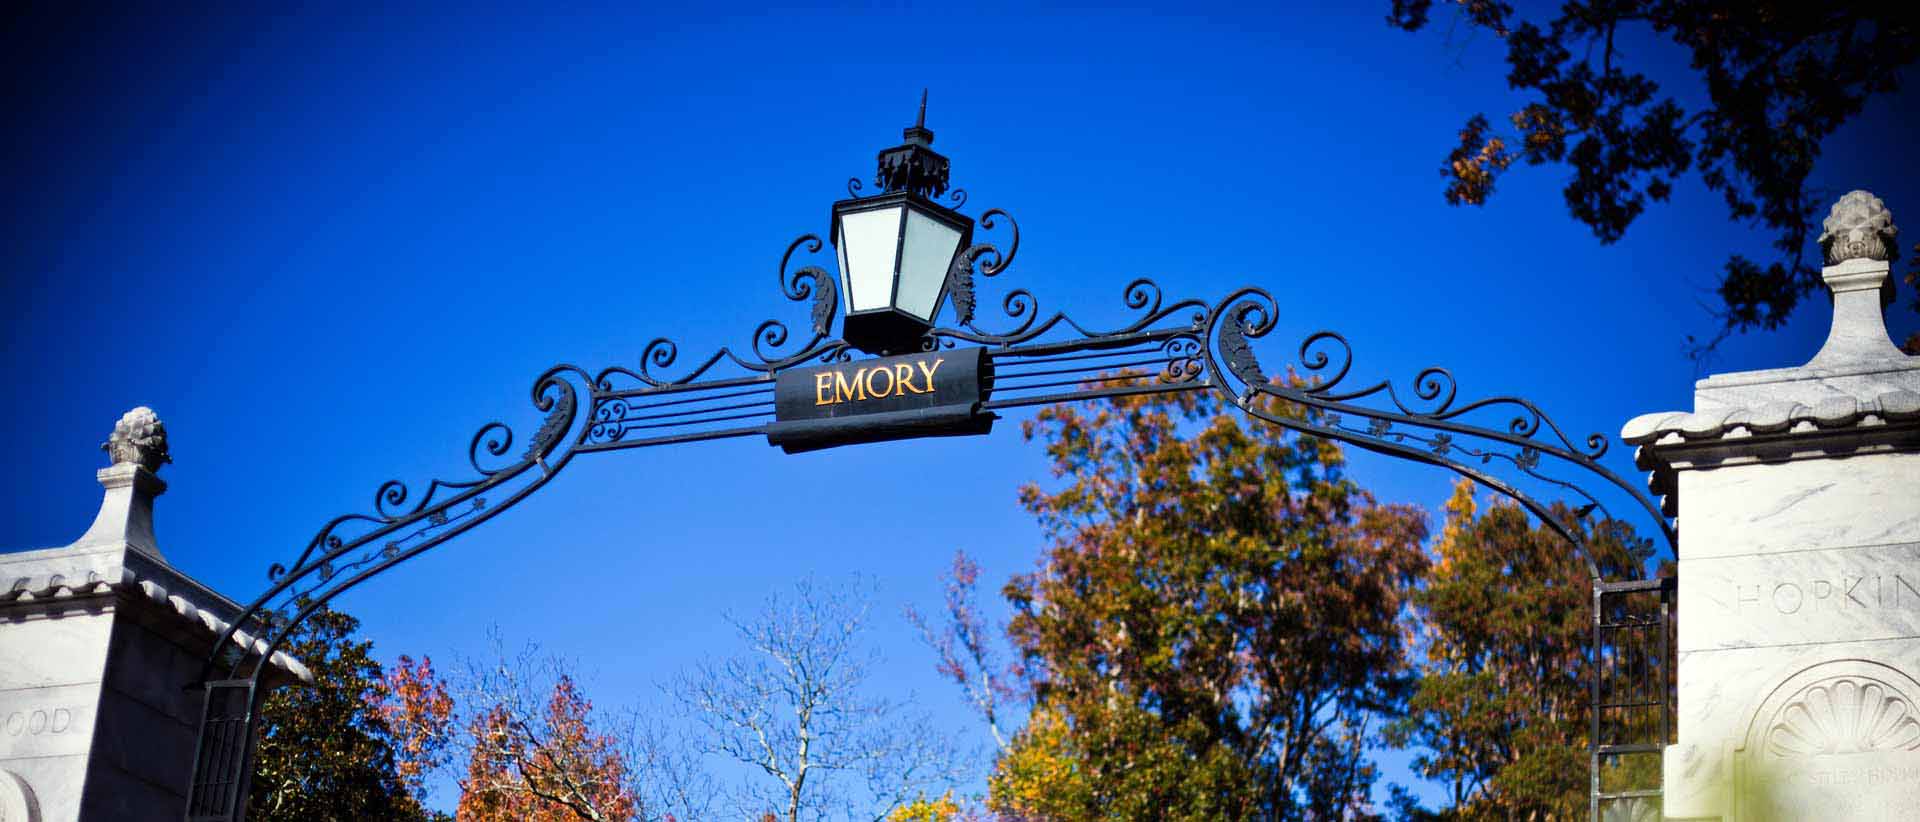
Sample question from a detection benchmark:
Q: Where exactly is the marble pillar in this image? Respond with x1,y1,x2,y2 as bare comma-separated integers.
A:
1625,191,1920,820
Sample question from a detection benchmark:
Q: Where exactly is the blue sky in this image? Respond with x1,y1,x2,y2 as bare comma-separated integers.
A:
5,3,1917,814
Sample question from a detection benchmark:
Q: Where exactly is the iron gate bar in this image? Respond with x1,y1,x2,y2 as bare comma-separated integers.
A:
1588,576,1675,821
187,216,1679,819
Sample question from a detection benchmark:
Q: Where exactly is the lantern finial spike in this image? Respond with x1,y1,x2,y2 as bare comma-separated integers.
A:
902,90,934,147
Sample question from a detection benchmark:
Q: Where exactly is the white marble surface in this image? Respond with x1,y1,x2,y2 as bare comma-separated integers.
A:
0,609,113,695
1673,453,1920,560
1664,447,1920,820
0,682,100,762
1678,542,1920,651
0,606,111,822
1693,356,1920,412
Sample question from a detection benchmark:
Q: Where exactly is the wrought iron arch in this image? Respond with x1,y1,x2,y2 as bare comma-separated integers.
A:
184,211,1676,821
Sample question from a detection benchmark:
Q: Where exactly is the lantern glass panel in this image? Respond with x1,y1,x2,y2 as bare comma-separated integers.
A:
837,206,903,312
897,209,964,322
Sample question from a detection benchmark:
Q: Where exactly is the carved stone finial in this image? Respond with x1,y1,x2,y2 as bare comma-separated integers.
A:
103,407,170,474
1818,190,1898,265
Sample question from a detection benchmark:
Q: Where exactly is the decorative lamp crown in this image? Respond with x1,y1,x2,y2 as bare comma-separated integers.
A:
875,90,950,199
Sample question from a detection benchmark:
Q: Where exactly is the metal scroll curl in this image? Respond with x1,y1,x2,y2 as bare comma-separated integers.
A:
779,234,838,339
944,208,1020,328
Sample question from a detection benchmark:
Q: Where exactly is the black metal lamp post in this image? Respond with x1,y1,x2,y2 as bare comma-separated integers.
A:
830,93,974,354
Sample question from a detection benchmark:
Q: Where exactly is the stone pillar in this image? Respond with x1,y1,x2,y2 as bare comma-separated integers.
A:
0,409,308,822
1625,191,1920,820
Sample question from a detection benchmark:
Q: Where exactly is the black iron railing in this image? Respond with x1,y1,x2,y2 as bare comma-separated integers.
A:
1590,576,1676,822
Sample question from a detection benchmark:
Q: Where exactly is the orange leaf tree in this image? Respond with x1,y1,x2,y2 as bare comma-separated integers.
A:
456,670,640,822
379,654,457,800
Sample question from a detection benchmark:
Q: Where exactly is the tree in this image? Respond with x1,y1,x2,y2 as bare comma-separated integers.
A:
379,654,457,801
674,578,969,822
1385,480,1657,819
988,385,1429,819
448,640,713,822
457,674,638,821
886,792,961,822
907,551,1028,754
1387,1,1920,351
250,602,442,821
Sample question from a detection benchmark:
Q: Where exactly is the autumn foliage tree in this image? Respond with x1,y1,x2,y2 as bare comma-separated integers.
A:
457,674,638,821
453,645,648,818
1386,480,1658,819
379,654,457,800
986,386,1429,819
362,635,718,822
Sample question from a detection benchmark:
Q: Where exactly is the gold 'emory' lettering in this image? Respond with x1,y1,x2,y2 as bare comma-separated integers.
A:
832,370,865,404
812,357,947,406
864,365,894,398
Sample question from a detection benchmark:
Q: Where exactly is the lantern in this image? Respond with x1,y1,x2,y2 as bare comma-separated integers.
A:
830,94,974,354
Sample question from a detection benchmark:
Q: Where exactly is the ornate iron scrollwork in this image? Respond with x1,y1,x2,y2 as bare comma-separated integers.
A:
1200,293,1675,573
943,208,1019,327
190,213,1675,821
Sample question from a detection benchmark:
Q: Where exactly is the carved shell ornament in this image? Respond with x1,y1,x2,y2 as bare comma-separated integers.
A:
1818,189,1898,265
1765,675,1920,757
102,406,170,473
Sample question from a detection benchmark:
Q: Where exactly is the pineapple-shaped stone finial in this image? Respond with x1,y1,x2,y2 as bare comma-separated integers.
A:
1818,190,1898,265
103,406,170,473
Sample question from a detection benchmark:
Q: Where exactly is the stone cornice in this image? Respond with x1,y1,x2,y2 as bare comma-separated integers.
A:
1623,389,1920,447
0,544,311,683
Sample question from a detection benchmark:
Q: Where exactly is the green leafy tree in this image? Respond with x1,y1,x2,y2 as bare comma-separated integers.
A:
250,602,444,821
1387,1,1920,351
1386,480,1658,819
989,385,1429,820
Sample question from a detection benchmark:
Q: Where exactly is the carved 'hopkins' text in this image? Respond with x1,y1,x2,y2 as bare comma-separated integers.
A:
1734,574,1920,616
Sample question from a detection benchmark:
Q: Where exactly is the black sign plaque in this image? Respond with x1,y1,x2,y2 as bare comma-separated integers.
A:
766,347,994,452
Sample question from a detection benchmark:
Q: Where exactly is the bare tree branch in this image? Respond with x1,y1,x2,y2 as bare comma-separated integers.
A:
674,578,970,822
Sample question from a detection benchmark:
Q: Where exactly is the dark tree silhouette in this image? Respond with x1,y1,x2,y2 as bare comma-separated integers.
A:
1388,2,1919,352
